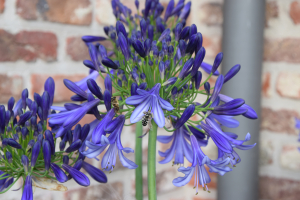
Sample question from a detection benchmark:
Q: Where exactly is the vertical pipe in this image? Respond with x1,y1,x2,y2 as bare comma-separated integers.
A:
217,1,265,200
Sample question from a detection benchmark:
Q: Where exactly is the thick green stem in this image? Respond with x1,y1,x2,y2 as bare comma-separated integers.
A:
135,121,144,200
147,120,158,200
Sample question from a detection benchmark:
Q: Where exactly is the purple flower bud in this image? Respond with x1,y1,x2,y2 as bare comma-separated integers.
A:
118,32,130,61
82,161,107,183
179,40,187,57
30,101,37,117
158,28,170,42
116,21,127,39
5,110,10,126
104,90,112,111
0,106,5,134
73,124,81,142
83,60,96,71
179,2,191,20
144,0,152,18
211,75,224,103
25,121,30,128
72,159,83,171
189,24,197,39
179,26,190,41
27,140,35,151
131,83,138,96
34,93,42,107
51,163,68,183
22,89,28,110
173,0,185,14
212,108,248,116
213,98,245,111
164,0,174,21
102,57,119,69
138,82,147,90
135,0,139,10
224,64,241,83
174,104,195,129
104,75,112,95
59,140,65,151
44,77,55,106
13,134,19,142
5,151,12,163
178,58,194,79
104,26,109,36
37,123,43,134
45,130,55,155
65,139,82,153
36,134,43,145
98,44,107,60
140,19,147,39
171,87,178,100
21,175,32,200
21,155,29,173
82,36,106,43
87,79,103,100
132,39,146,58
159,61,165,80
63,155,69,165
4,138,22,149
186,34,199,55
41,91,50,120
204,82,210,95
131,72,139,83
148,25,154,41
191,48,206,77
174,23,183,41
8,97,15,111
26,99,32,109
163,77,177,86
212,52,223,74
80,124,90,142
167,46,174,58
43,140,51,171
21,127,29,140
17,111,32,126
195,71,202,90
31,141,41,167
140,73,146,81
64,79,88,100
62,164,90,186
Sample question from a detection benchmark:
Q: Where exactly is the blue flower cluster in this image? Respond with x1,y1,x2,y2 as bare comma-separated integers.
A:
47,0,257,194
0,0,258,199
0,79,107,200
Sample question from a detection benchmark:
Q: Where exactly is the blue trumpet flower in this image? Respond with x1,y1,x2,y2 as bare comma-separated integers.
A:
126,83,174,128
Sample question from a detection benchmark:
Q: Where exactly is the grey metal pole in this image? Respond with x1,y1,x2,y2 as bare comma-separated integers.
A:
217,1,265,200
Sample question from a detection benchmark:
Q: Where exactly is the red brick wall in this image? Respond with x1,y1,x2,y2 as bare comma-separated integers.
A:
2,0,300,200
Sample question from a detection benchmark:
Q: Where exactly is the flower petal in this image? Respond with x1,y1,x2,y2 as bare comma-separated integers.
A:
130,96,151,123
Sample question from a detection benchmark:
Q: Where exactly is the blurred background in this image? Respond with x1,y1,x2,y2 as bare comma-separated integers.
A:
0,0,300,200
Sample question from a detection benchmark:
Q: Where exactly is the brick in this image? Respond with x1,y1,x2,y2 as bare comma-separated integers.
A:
261,107,299,135
0,0,4,13
280,144,300,171
0,29,57,62
16,0,38,20
265,1,278,27
200,3,223,26
96,0,116,26
193,197,215,200
0,74,23,103
64,182,123,200
17,0,92,25
262,72,271,97
264,38,300,63
290,1,300,24
31,74,86,102
66,37,90,61
277,72,300,99
202,35,221,58
260,176,300,200
259,140,273,166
